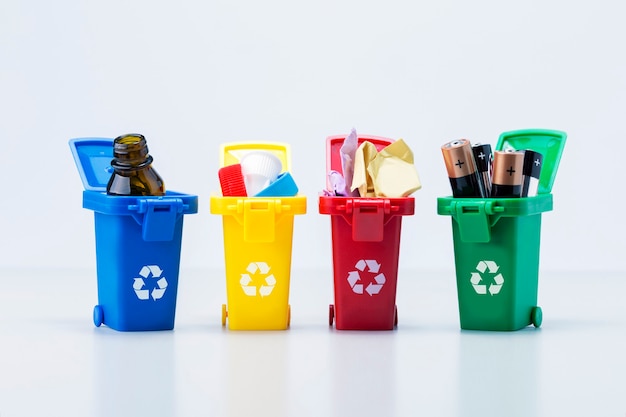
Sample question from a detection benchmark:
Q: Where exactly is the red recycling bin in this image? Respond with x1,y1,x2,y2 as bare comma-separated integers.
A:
319,135,415,330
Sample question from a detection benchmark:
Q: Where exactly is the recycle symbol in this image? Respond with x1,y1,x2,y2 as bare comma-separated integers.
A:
240,262,276,297
133,265,168,301
470,260,504,295
347,259,386,296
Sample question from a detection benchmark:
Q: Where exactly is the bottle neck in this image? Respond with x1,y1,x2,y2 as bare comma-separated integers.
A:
111,134,154,171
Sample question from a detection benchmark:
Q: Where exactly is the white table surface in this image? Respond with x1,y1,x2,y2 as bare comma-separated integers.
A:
0,267,624,417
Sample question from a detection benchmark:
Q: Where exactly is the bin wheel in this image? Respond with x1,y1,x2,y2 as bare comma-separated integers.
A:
221,304,228,326
531,306,543,328
329,304,334,326
287,305,291,327
394,305,398,327
93,305,104,327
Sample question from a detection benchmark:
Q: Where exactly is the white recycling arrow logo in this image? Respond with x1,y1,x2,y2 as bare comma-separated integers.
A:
239,262,276,297
470,260,504,295
347,259,386,296
133,265,168,301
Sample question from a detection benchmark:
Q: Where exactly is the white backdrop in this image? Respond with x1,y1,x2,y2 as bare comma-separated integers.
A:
1,0,623,272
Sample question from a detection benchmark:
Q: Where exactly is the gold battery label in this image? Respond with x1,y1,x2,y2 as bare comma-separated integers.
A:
492,150,524,186
441,139,476,179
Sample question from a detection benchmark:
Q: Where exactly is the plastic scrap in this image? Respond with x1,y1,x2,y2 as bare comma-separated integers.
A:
340,128,359,196
255,172,299,197
328,170,347,196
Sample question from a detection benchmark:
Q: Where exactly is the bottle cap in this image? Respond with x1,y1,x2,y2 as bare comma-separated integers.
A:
254,172,299,197
218,164,247,196
240,151,282,195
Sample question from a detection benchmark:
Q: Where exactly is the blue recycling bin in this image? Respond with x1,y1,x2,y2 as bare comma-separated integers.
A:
70,138,198,331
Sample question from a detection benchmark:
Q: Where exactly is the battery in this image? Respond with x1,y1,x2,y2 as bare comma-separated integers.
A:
441,139,486,198
472,143,492,197
491,150,524,198
521,150,543,197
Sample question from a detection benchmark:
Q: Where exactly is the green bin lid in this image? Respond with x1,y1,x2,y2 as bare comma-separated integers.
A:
496,129,566,194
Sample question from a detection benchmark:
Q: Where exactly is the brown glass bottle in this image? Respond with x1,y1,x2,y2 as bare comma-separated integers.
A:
106,134,166,196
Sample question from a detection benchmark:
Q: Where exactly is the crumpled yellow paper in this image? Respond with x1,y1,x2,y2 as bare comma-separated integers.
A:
351,139,421,197
350,141,379,197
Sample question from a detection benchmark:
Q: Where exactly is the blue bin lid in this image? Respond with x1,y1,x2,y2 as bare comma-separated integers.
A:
69,138,114,192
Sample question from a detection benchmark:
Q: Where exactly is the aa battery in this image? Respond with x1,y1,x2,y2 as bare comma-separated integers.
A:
441,139,486,198
491,150,524,198
521,150,543,197
472,143,492,197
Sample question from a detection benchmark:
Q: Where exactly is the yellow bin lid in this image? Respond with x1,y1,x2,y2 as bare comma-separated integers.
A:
220,142,292,173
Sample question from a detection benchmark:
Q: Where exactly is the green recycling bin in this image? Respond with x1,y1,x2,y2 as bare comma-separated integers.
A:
437,129,566,331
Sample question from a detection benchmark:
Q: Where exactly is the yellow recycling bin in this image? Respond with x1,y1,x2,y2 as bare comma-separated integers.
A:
210,142,307,330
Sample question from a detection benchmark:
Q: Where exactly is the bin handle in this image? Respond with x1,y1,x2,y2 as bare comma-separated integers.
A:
449,200,499,243
441,201,504,216
346,199,390,242
485,201,504,215
128,198,188,213
127,198,185,242
345,199,392,215
227,199,292,214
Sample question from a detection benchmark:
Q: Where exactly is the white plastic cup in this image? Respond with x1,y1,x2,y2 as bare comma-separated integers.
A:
240,151,282,195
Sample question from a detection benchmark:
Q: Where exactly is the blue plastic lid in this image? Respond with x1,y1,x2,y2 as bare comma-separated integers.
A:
254,172,299,197
69,138,114,191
